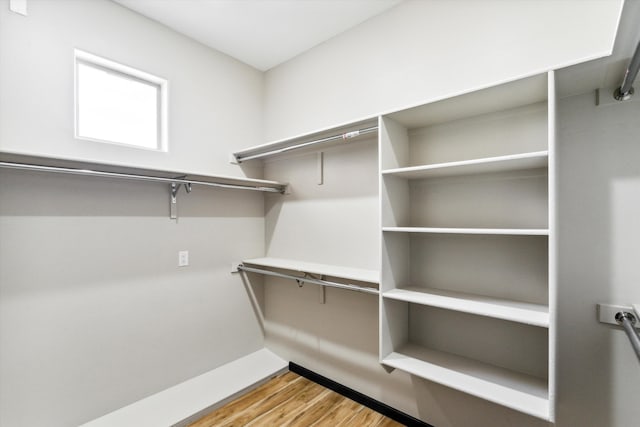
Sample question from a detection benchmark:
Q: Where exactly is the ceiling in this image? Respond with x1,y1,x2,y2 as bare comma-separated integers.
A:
556,0,640,98
113,0,402,71
113,0,640,97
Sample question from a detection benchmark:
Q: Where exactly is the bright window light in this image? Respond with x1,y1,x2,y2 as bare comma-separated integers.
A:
75,50,168,151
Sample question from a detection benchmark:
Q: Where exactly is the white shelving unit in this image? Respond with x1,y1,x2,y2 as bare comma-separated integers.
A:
231,71,556,422
379,72,556,421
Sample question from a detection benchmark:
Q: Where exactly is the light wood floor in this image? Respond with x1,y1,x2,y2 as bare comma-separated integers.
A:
188,371,404,427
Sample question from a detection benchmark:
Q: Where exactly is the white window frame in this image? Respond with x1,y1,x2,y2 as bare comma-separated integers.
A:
74,49,169,151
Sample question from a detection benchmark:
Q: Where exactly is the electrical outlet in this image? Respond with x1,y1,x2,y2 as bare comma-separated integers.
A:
178,251,189,267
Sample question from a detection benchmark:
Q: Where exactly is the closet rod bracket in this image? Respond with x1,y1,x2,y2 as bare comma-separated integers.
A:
170,180,192,220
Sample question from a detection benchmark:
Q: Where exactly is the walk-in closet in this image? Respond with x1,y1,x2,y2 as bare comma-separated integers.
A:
2,1,640,426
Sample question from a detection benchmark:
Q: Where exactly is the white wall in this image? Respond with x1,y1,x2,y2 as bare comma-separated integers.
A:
0,0,263,178
263,138,379,270
555,92,640,426
263,0,623,142
0,1,267,426
0,170,266,427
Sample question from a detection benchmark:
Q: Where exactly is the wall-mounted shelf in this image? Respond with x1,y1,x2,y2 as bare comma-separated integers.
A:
237,258,379,297
382,344,550,420
240,257,379,284
0,152,287,219
383,287,549,327
381,151,548,180
232,118,378,163
382,227,549,236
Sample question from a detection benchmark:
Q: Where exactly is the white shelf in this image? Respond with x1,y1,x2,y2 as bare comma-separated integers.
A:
0,151,287,192
383,287,549,327
385,74,548,129
81,349,287,427
382,227,549,236
232,117,378,162
381,151,548,179
383,344,550,421
242,257,379,284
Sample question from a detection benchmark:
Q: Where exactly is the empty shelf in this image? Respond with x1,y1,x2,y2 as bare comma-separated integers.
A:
383,287,549,327
233,118,378,163
382,227,549,236
382,151,548,179
80,349,287,427
383,344,550,420
0,151,287,193
241,257,379,284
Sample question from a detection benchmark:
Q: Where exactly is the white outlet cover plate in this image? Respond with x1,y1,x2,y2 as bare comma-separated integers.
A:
178,251,189,267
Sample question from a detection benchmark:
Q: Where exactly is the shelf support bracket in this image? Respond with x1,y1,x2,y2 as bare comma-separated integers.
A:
317,152,324,185
319,280,326,304
170,180,192,220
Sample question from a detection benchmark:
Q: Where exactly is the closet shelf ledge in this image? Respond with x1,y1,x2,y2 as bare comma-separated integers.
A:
382,344,550,421
232,118,378,163
383,287,549,327
381,151,548,179
241,257,379,284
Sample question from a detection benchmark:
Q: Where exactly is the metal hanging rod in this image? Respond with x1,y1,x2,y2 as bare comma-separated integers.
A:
0,161,284,193
234,125,379,163
237,264,379,295
614,39,640,101
616,309,640,362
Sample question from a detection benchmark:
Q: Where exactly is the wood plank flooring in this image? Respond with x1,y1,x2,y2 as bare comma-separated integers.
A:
188,371,404,427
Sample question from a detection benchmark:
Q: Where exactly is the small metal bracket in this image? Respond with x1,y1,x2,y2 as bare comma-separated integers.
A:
614,86,634,102
597,303,640,328
170,180,192,220
317,152,324,185
596,87,637,106
318,275,326,304
300,272,326,304
615,311,637,325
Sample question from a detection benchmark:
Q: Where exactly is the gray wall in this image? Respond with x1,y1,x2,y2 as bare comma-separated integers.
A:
0,0,263,178
556,92,640,426
0,169,266,427
263,0,622,141
0,1,267,426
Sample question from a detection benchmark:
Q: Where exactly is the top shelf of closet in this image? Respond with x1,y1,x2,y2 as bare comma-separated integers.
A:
232,118,378,163
382,151,548,179
385,74,548,129
0,151,287,193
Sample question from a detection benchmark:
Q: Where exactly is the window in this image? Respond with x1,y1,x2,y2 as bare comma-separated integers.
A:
75,50,168,151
